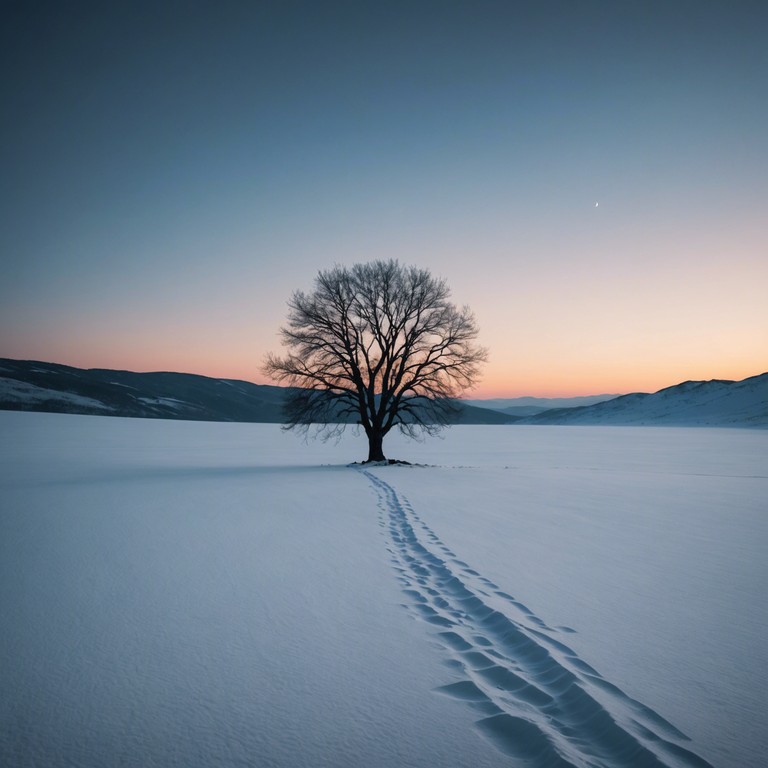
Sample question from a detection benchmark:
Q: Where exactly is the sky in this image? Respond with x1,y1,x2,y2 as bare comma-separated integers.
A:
1,1,766,398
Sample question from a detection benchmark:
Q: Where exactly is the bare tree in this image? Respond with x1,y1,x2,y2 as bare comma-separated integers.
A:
263,260,487,462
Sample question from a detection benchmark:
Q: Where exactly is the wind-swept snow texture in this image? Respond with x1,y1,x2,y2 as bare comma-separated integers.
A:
1,413,766,767
365,469,711,767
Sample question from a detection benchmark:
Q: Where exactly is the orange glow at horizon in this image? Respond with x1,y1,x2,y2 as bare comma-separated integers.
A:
2,337,765,400
470,361,767,399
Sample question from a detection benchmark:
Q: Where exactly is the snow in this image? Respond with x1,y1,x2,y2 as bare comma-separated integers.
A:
136,395,189,408
0,377,112,410
1,413,766,767
532,373,768,427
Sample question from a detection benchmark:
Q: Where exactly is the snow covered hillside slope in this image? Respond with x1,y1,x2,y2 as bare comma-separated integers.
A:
0,358,511,425
522,372,767,427
2,413,766,767
0,357,293,421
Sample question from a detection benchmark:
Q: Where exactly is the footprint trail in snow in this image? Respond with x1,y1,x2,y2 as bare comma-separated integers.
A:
363,469,713,768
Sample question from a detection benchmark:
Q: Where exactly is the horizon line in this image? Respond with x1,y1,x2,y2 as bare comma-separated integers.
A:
2,355,765,402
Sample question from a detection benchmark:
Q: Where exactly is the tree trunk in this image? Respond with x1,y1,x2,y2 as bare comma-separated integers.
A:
366,430,386,463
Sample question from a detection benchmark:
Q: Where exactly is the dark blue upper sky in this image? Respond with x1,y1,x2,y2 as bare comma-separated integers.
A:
2,1,766,394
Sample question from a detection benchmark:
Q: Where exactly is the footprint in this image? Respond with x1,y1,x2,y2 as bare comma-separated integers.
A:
361,468,712,768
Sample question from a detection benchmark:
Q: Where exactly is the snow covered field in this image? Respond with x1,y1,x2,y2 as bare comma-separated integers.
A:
1,412,766,767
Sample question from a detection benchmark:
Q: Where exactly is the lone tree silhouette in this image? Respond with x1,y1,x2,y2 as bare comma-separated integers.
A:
264,260,487,462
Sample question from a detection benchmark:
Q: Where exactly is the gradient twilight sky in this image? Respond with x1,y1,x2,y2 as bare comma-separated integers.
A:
1,1,766,398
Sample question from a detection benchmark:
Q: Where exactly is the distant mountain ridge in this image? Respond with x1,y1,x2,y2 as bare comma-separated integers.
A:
518,374,767,428
464,394,619,417
1,359,764,428
0,358,512,426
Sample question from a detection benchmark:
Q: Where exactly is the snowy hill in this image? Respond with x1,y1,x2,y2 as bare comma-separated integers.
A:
0,358,512,425
520,373,768,428
0,358,290,422
3,358,763,428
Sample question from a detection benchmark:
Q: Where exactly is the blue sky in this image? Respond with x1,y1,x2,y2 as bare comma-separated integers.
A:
2,1,766,396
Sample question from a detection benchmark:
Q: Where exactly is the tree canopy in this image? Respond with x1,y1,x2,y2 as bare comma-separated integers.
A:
264,260,487,461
